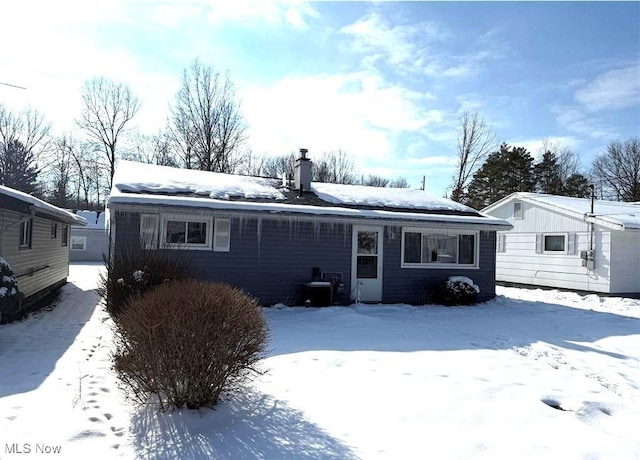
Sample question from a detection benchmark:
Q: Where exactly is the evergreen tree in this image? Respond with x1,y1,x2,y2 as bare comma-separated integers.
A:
564,173,591,198
466,143,535,209
534,150,564,194
0,140,41,196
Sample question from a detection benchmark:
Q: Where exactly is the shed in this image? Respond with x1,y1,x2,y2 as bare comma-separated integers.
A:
0,185,86,311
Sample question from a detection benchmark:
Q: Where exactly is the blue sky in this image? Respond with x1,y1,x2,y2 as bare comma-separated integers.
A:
1,1,638,196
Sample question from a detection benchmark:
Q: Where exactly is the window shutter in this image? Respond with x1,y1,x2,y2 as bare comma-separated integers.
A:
140,214,159,249
213,218,230,252
497,233,506,253
535,233,542,254
567,233,576,255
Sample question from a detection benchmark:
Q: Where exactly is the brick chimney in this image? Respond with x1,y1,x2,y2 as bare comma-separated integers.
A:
294,148,312,193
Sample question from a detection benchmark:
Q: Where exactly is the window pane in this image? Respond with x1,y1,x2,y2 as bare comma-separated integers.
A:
357,231,378,255
186,221,207,244
544,235,565,252
459,235,475,264
357,255,378,278
423,234,457,264
403,232,421,263
166,220,186,244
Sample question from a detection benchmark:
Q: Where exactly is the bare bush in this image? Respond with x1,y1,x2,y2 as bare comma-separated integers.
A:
113,280,269,410
98,243,194,318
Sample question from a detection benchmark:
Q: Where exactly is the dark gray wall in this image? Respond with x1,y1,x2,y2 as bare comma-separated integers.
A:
381,228,497,304
114,211,353,305
113,211,498,306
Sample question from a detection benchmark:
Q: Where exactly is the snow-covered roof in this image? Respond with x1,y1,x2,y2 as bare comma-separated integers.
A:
483,192,640,231
0,185,86,226
312,182,475,213
73,210,106,229
109,161,511,228
114,161,285,201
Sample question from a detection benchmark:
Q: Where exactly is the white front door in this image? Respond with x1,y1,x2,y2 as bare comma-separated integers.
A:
352,225,383,303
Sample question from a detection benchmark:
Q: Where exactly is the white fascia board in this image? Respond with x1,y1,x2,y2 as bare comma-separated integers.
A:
108,195,513,230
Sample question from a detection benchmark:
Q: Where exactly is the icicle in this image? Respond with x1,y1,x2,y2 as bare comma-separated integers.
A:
256,217,262,261
313,218,321,241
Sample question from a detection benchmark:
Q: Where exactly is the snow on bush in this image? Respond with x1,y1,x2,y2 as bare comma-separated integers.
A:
98,243,194,318
433,276,479,306
0,257,23,323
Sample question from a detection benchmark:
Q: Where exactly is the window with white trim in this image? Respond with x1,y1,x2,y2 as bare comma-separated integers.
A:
402,228,478,268
543,234,566,253
61,225,68,247
71,236,87,251
51,223,58,239
19,218,33,249
162,215,212,250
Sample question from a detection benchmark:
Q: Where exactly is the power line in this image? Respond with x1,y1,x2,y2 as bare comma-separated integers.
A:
0,82,27,90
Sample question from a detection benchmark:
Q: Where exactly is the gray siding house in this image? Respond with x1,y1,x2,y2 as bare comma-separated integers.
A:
70,210,108,262
107,154,511,306
0,185,86,307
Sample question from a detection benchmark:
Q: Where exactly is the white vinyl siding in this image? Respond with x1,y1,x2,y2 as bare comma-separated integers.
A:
609,231,640,293
495,230,611,293
213,218,231,252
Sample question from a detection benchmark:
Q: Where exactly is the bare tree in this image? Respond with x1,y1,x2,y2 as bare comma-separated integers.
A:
170,59,246,173
77,77,141,189
44,134,78,207
313,150,358,184
591,137,640,202
0,103,51,157
538,139,580,184
388,177,410,188
359,174,389,187
450,112,496,203
123,130,179,167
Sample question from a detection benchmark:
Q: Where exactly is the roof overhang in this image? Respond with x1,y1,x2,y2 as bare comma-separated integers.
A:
108,195,513,231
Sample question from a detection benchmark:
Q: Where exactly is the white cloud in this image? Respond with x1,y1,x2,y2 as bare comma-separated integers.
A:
339,11,446,72
239,71,440,164
552,106,621,140
513,136,581,160
575,65,640,112
204,0,319,30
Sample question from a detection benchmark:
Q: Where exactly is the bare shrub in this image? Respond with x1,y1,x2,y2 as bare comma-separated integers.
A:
113,279,269,410
97,243,194,318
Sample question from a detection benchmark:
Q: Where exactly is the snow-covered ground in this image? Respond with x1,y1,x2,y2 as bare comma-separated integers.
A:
1,264,638,459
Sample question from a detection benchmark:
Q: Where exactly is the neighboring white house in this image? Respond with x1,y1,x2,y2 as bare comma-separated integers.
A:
483,192,640,295
70,210,108,262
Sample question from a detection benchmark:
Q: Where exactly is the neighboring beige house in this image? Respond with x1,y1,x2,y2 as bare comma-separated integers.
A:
483,192,640,296
0,185,86,307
